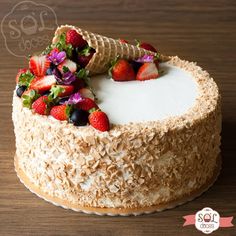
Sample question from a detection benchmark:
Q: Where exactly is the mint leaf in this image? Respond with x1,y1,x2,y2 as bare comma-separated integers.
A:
48,85,64,100
22,90,40,108
78,45,92,56
75,68,88,80
18,71,34,88
62,66,69,73
54,33,73,58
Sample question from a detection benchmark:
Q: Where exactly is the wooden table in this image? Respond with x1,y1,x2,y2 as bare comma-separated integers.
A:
0,0,235,235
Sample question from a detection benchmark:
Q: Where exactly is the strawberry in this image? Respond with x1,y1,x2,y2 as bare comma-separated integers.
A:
66,29,87,49
29,55,50,76
50,85,74,98
16,68,28,84
79,88,95,100
110,59,135,81
22,88,35,97
89,110,110,132
58,59,77,73
77,50,95,68
49,48,59,56
119,39,128,44
77,98,98,111
50,104,68,121
139,42,157,53
32,95,49,115
136,62,159,81
72,78,86,90
30,75,56,93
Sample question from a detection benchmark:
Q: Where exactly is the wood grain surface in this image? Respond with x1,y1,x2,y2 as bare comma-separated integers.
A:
0,0,235,235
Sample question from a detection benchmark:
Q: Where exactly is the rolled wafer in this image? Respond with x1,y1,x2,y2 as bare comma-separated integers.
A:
52,25,168,75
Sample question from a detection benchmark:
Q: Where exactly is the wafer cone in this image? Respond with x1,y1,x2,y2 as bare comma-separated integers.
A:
52,25,168,75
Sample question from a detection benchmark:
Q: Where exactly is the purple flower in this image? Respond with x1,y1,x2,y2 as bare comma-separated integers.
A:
62,71,77,84
53,68,77,85
66,92,83,105
135,55,154,63
48,50,66,65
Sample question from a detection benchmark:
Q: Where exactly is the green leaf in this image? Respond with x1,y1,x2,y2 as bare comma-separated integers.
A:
88,107,97,114
62,66,69,73
75,68,88,80
49,85,64,100
42,44,53,55
78,45,92,56
54,32,73,58
18,71,34,88
22,90,40,108
65,105,73,118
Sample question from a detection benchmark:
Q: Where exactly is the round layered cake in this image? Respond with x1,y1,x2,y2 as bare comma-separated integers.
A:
13,56,221,215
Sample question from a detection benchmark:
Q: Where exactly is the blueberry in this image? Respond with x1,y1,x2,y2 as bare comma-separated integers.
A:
16,85,27,97
46,68,53,75
130,61,142,73
69,109,89,126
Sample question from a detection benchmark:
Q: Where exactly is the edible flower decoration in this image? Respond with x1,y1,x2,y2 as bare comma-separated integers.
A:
53,67,77,85
135,55,155,63
47,49,66,65
66,92,83,105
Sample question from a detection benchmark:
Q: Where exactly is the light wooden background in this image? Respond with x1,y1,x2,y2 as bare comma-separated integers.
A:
0,0,235,235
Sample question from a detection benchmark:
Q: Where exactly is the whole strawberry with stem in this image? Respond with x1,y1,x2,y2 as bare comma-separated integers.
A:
66,29,87,49
109,58,135,82
77,97,98,111
50,104,69,121
89,110,110,132
32,95,50,115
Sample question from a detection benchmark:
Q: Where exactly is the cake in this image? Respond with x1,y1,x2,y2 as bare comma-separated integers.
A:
13,25,221,216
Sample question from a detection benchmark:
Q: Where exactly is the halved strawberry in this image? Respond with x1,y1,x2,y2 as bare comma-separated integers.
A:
136,62,159,81
58,59,77,73
77,98,98,111
30,75,56,93
50,104,68,121
32,95,49,115
29,55,50,76
16,68,28,84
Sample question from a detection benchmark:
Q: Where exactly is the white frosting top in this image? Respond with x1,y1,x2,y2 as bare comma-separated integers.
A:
91,63,198,125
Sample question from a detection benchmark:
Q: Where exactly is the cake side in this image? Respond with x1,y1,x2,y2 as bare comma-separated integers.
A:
12,56,221,209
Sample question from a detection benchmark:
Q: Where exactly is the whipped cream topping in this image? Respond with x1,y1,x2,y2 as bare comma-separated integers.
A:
91,63,198,125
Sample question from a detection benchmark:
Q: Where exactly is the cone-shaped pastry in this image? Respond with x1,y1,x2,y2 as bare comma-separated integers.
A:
52,25,166,75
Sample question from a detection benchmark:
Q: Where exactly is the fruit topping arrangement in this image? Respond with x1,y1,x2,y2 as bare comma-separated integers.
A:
15,29,160,132
109,41,160,82
16,29,109,132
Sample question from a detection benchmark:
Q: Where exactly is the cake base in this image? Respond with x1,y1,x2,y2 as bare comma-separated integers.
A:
14,154,221,216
